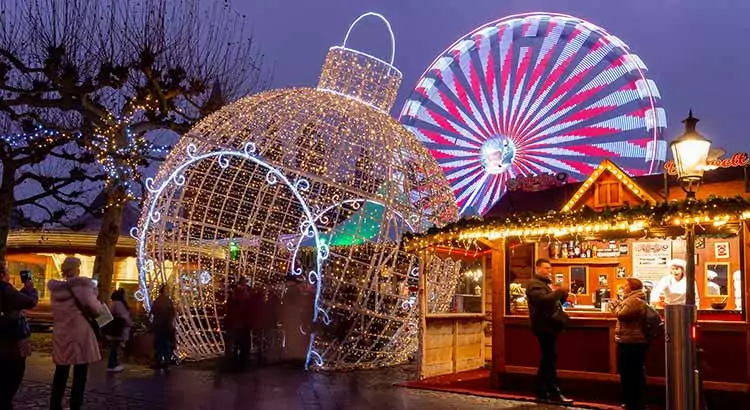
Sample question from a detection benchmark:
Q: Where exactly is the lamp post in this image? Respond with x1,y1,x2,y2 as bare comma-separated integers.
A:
666,110,711,410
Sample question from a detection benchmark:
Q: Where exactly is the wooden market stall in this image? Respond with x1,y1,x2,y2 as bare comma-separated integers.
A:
405,156,750,406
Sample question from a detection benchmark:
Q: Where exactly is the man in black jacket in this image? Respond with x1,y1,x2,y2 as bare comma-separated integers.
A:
525,258,572,404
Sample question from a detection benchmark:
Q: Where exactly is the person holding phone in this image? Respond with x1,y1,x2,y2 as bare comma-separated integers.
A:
0,262,38,410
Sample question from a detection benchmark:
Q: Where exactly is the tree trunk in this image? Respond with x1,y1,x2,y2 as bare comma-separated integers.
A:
93,184,127,301
0,161,18,263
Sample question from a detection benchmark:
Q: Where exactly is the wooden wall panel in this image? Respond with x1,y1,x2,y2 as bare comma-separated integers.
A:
422,316,485,378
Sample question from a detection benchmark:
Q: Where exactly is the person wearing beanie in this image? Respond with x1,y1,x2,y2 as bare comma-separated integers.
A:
650,259,700,306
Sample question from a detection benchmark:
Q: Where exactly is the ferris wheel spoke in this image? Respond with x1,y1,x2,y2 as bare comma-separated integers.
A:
453,171,487,207
495,25,515,135
439,51,495,137
511,23,563,137
418,104,486,146
459,173,490,213
423,140,478,153
412,126,481,153
523,59,636,139
517,30,614,136
507,46,533,136
507,17,548,134
517,26,590,120
465,37,500,136
436,155,480,169
525,87,642,146
473,29,503,135
476,175,505,214
444,163,483,181
419,82,489,142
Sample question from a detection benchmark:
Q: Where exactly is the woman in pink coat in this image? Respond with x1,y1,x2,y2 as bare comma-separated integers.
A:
47,257,105,410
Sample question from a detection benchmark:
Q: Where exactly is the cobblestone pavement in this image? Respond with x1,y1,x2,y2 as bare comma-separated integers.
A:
14,354,586,410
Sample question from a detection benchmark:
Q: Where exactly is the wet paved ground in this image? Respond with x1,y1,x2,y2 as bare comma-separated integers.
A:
15,354,587,410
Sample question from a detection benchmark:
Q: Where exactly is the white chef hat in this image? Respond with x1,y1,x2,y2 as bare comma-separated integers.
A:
669,258,687,269
707,270,718,280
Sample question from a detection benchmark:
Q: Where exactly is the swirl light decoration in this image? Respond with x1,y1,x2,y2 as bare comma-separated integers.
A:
400,13,668,216
135,12,458,370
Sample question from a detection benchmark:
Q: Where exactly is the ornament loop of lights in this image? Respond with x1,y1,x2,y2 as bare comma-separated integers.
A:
133,142,329,369
342,12,397,67
318,13,402,113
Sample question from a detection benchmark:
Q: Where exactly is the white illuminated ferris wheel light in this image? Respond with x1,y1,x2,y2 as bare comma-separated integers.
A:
400,12,668,216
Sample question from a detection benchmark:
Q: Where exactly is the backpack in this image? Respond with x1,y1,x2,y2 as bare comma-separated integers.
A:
643,301,664,343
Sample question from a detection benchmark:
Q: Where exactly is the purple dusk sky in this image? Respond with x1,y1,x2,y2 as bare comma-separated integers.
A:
233,0,750,153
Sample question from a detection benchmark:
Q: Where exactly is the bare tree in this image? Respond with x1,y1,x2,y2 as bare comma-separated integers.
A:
1,0,267,298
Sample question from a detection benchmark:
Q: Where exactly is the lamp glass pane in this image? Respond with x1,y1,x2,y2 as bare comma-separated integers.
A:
671,138,711,179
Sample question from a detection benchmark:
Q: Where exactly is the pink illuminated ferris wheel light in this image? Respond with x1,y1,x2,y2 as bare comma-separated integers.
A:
400,12,667,216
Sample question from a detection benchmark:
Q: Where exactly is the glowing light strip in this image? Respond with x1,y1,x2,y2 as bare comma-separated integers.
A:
131,142,329,370
318,88,385,113
343,12,397,68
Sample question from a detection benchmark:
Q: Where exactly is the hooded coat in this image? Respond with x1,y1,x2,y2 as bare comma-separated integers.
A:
612,289,648,344
48,277,103,365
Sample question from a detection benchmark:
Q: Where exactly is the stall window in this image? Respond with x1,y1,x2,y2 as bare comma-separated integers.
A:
506,240,536,314
425,253,485,315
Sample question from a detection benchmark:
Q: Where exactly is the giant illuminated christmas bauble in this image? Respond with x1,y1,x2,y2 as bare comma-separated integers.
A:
134,13,458,370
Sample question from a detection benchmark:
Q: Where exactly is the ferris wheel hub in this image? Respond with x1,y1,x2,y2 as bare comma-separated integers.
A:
480,137,517,175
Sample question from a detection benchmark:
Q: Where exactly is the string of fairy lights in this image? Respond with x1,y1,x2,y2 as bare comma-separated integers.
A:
136,13,459,371
90,105,171,201
3,107,169,205
0,126,71,148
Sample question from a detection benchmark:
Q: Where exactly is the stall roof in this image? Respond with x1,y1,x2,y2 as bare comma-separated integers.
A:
485,166,747,219
404,163,750,252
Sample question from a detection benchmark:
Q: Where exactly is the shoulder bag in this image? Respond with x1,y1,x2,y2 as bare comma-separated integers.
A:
66,284,102,340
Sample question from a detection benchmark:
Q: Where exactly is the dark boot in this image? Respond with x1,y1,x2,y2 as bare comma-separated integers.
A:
548,386,574,405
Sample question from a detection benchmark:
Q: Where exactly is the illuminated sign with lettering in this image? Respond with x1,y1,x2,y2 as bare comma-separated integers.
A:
664,152,750,175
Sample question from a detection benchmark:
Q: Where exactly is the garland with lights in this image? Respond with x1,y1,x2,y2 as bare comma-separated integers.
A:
404,196,750,249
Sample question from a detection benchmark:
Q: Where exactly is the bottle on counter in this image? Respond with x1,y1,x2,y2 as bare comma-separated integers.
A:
584,244,593,258
592,245,598,258
619,242,628,255
573,241,581,258
561,242,568,258
551,242,560,259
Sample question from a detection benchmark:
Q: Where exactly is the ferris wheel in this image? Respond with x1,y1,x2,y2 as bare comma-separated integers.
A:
400,13,667,216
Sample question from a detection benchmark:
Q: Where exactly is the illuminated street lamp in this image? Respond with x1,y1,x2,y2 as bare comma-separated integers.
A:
670,110,712,197
665,110,711,410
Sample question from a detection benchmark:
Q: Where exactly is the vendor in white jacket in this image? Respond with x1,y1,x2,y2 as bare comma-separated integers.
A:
650,259,700,306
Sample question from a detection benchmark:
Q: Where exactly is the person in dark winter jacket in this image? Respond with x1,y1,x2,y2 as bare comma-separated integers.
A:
525,258,572,405
609,277,649,410
224,282,251,368
150,284,176,369
107,288,133,372
0,261,38,410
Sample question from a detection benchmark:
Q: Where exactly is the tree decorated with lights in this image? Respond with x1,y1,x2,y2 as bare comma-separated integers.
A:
0,0,266,297
0,122,94,261
135,13,458,369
